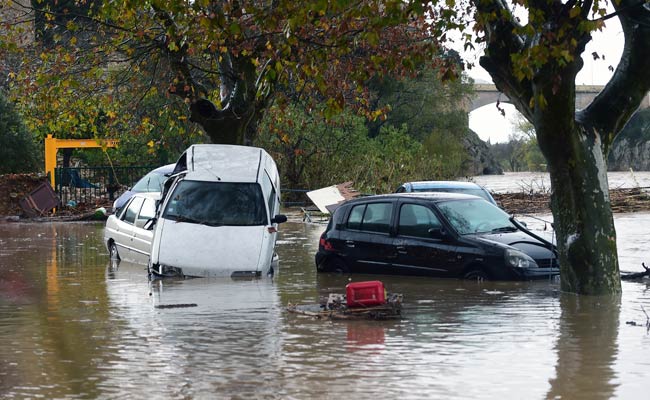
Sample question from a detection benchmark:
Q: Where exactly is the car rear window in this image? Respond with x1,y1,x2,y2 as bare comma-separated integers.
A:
132,171,168,192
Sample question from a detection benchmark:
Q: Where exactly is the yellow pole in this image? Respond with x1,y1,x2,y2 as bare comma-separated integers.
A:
44,134,119,188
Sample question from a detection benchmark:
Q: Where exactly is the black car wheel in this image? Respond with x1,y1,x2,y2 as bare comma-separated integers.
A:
109,242,120,261
318,257,349,273
463,268,489,281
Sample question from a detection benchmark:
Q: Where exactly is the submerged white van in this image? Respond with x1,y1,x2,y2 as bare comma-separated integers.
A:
148,144,287,278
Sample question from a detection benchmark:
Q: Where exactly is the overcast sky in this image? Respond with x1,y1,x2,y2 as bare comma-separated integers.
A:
465,14,624,143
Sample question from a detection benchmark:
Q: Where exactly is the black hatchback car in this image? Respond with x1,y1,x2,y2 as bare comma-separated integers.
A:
315,193,559,280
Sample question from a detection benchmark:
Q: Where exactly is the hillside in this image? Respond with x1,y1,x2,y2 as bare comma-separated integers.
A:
609,109,650,171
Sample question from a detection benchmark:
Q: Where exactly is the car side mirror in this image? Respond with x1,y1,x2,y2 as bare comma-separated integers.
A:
144,217,157,230
271,214,288,224
428,227,447,239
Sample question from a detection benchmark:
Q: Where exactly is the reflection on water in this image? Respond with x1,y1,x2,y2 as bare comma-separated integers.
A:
0,221,649,399
547,294,620,400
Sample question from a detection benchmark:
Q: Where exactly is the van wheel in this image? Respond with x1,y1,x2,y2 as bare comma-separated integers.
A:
109,242,120,261
464,268,488,281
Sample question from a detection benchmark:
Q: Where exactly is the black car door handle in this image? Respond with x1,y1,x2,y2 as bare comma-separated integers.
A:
396,246,407,254
345,240,355,248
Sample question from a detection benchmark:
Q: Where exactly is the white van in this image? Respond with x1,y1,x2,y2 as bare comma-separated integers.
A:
148,144,287,278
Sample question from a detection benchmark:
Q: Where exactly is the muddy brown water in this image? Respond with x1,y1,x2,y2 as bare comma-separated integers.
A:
0,215,649,399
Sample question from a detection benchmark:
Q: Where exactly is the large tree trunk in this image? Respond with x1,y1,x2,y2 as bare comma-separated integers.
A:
532,73,621,295
538,124,621,294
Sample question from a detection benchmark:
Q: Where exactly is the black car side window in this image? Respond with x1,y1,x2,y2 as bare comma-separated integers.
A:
360,203,392,234
347,204,365,230
398,203,441,238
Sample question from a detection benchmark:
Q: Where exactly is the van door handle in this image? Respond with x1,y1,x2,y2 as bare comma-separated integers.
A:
345,240,355,248
396,246,407,254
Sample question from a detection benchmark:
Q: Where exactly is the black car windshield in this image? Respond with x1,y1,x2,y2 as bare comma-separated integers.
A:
437,199,515,235
163,180,266,226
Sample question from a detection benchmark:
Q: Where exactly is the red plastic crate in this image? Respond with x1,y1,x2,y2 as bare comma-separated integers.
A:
346,281,386,308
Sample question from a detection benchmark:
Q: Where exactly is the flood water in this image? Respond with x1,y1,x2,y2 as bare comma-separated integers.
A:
1,172,650,399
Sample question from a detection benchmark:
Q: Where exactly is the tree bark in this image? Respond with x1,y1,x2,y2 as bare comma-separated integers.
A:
539,123,621,294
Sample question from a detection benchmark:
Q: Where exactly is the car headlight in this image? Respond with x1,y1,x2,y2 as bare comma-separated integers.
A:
505,249,538,269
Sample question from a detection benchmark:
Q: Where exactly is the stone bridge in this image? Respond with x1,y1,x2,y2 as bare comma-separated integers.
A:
470,84,650,112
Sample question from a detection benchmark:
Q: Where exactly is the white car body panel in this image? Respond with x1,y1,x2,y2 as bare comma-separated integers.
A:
104,193,160,264
154,219,273,277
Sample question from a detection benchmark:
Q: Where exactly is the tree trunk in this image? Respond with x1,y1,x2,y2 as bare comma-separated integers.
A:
189,99,250,145
539,124,621,295
532,71,621,295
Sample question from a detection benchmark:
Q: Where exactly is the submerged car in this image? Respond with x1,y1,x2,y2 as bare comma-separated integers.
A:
395,181,497,205
148,144,287,278
113,163,175,212
315,193,558,280
104,192,160,264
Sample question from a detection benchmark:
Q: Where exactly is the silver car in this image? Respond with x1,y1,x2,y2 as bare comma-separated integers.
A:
104,192,160,264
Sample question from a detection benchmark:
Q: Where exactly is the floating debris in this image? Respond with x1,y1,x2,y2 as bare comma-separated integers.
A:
621,262,650,280
494,187,650,214
155,303,198,309
287,281,403,320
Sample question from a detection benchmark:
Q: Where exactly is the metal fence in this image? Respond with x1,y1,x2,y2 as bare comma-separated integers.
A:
54,166,155,206
54,166,318,209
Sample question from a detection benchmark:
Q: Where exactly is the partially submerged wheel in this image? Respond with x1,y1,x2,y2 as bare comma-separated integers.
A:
329,257,349,273
463,268,489,281
317,257,349,273
109,242,120,261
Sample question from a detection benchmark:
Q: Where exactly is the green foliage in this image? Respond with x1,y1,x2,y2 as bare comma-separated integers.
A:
421,128,467,177
367,68,473,141
489,116,546,172
4,0,451,146
523,137,546,171
256,104,451,194
0,92,40,174
78,95,207,167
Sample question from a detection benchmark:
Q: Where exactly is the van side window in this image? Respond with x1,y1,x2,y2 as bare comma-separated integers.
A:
361,202,392,233
398,203,441,238
123,197,145,225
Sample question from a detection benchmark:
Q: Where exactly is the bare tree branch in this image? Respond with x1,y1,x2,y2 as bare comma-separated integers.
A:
582,0,650,151
473,0,534,121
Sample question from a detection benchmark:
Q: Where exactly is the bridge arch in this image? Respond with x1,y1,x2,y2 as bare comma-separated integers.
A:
469,84,650,112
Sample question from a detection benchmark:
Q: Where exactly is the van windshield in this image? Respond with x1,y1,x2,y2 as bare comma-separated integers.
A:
163,180,267,226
